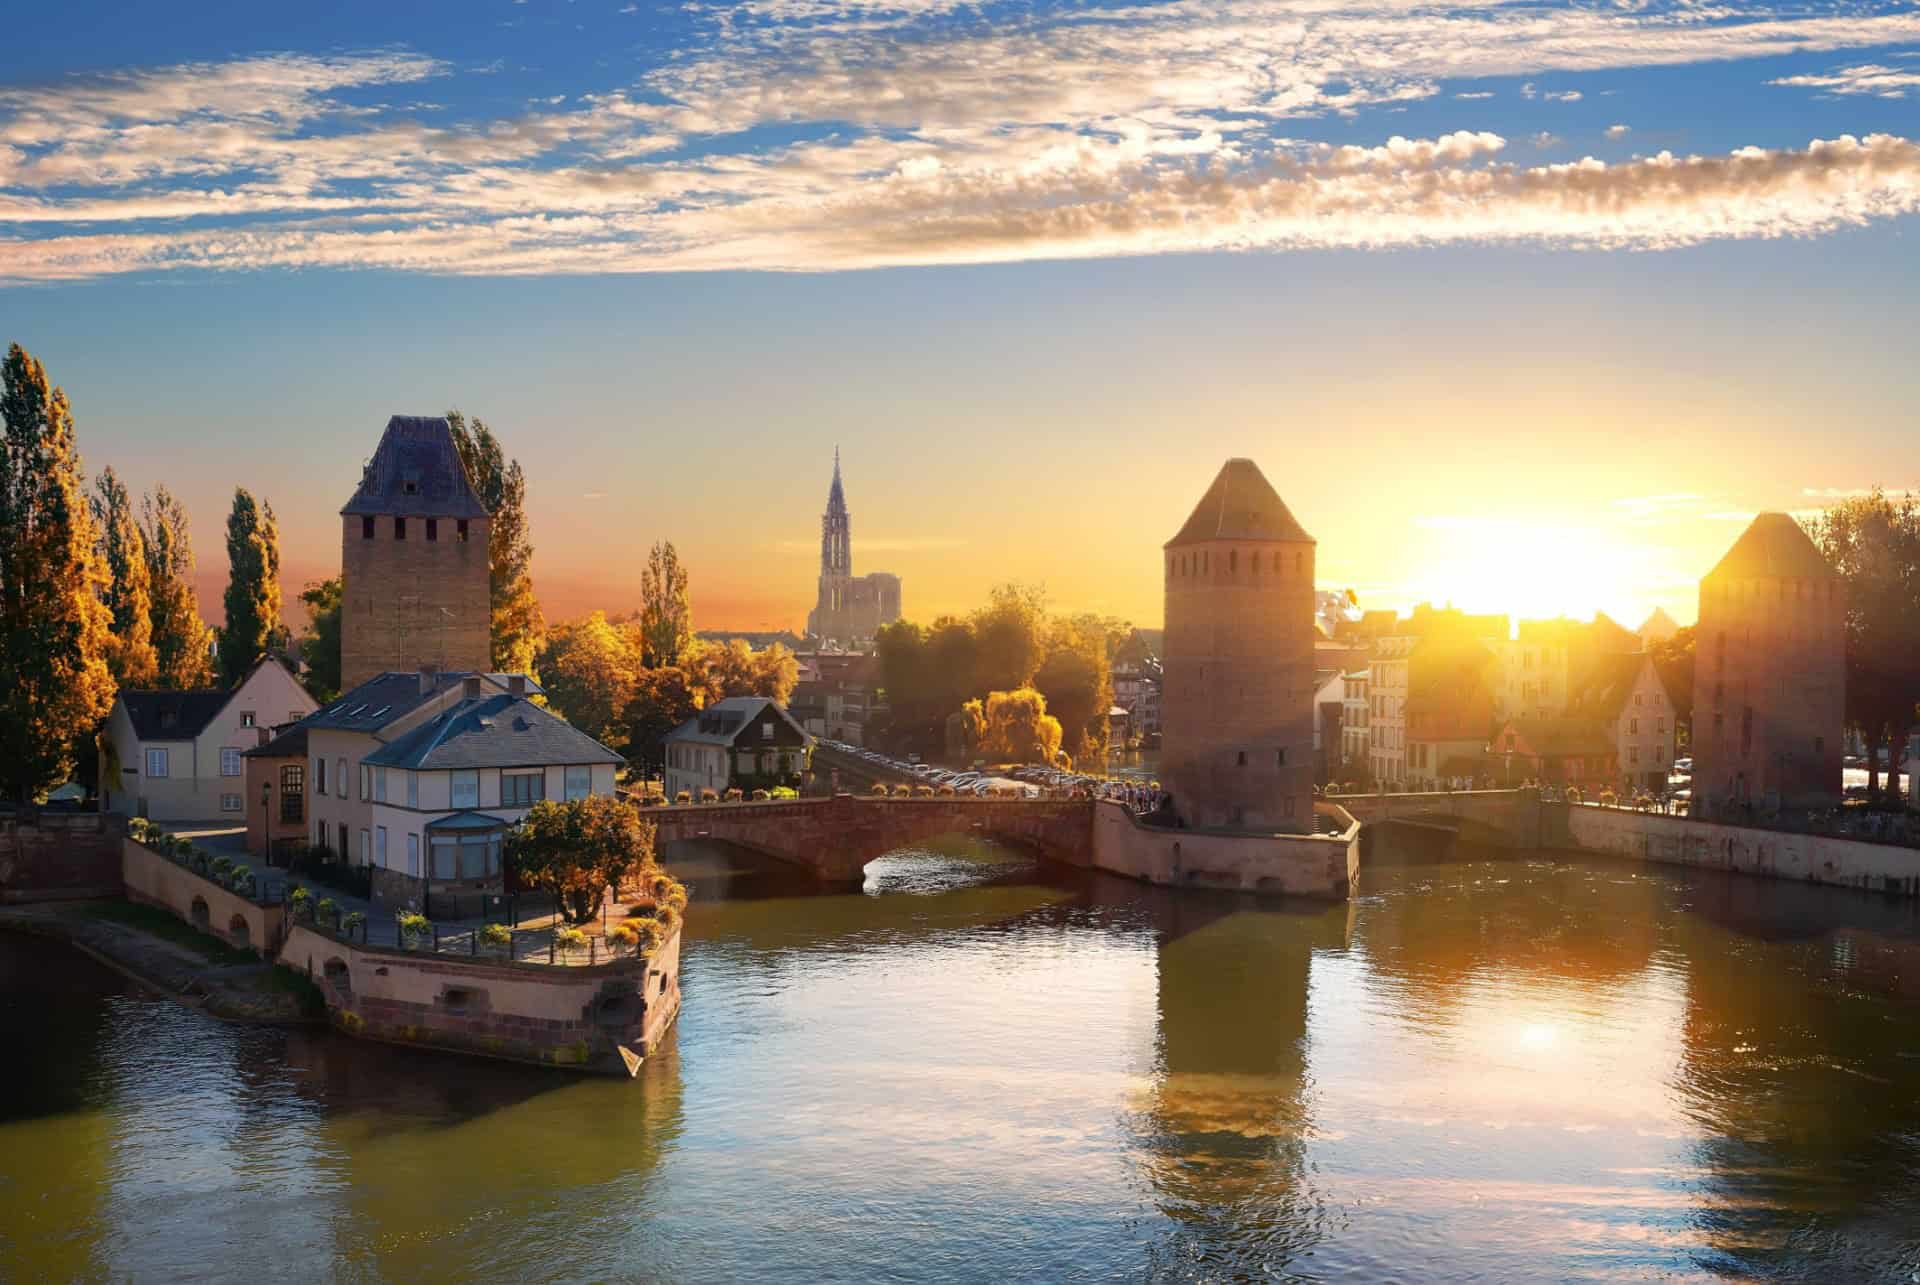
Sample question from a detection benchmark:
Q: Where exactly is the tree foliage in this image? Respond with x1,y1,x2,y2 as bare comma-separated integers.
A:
971,582,1049,694
90,465,158,687
141,484,215,689
1033,614,1115,760
505,794,657,924
977,687,1064,765
297,577,343,703
638,540,692,668
1804,492,1920,801
538,610,638,746
218,487,280,683
0,343,117,801
1647,624,1695,741
447,410,545,675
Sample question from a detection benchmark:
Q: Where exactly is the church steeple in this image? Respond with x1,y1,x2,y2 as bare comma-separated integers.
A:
820,447,851,577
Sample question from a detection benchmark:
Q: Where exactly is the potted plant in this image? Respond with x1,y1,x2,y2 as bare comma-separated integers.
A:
398,911,431,950
479,922,512,955
554,925,588,953
341,910,366,940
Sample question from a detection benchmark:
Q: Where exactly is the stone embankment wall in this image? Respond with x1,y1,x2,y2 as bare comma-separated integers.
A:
1089,800,1360,897
0,813,124,903
285,922,681,1076
1563,805,1920,897
121,839,287,952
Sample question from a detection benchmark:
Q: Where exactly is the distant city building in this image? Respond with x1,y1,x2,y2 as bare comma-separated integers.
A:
1692,513,1845,809
1404,632,1498,789
1568,652,1676,791
340,415,492,689
1637,606,1681,648
1112,628,1164,743
805,450,902,648
1339,669,1370,782
664,697,812,799
1312,668,1346,785
1490,715,1618,786
1368,605,1507,788
1490,613,1638,726
1160,458,1315,832
790,651,884,747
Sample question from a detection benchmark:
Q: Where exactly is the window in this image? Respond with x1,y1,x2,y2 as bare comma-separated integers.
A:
1629,746,1639,764
220,747,242,777
1814,736,1825,756
315,755,326,795
1632,694,1642,708
503,771,544,806
359,828,370,863
403,478,418,496
281,764,304,822
565,766,591,800
426,518,438,541
407,832,420,876
761,721,775,740
336,758,348,797
360,764,370,800
1275,748,1287,767
338,822,348,857
1629,718,1639,735
394,517,406,540
362,515,375,539
457,519,470,542
451,770,479,808
376,826,387,868
145,747,169,778
240,710,256,728
1236,750,1247,767
221,793,242,812
431,838,455,879
407,771,418,808
374,768,387,803
1655,746,1664,764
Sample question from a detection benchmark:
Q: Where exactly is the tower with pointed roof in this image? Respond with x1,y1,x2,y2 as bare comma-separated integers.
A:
1161,458,1316,832
805,450,901,647
340,415,492,688
1692,512,1844,810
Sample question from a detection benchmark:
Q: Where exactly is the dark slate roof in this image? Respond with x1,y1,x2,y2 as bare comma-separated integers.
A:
1166,458,1314,548
1706,512,1834,581
1505,716,1615,758
362,694,623,771
1568,653,1648,722
667,696,811,748
304,670,541,734
340,415,489,519
244,724,308,759
119,689,232,741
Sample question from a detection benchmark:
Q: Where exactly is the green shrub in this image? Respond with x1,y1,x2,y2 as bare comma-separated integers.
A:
341,911,366,935
228,864,251,890
723,787,743,802
398,911,431,940
479,923,512,948
316,897,336,923
750,788,770,802
554,925,588,950
210,855,233,876
769,786,798,800
870,782,889,795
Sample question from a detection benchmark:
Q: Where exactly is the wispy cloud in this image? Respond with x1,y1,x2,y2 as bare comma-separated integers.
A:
1606,123,1631,139
1773,63,1920,98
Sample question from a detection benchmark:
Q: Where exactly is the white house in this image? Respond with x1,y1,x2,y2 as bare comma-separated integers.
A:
101,657,316,821
664,697,811,800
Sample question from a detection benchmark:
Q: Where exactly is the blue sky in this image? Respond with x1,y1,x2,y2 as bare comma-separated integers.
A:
4,0,1919,629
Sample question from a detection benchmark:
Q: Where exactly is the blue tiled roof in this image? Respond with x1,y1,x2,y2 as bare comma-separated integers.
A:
362,694,623,771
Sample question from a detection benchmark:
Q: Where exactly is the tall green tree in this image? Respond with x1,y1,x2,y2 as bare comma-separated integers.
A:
0,343,117,802
638,540,692,668
297,577,343,703
90,465,158,687
1805,493,1920,803
447,410,545,675
141,485,216,689
538,610,639,745
218,487,280,682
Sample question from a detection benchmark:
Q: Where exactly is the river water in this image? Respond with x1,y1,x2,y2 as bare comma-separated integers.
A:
5,838,1920,1282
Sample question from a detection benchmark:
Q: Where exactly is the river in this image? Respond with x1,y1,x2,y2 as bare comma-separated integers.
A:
4,837,1920,1282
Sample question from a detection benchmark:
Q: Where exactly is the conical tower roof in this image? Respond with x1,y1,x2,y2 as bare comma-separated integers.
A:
1165,458,1314,548
341,415,489,518
826,446,847,515
1704,512,1833,581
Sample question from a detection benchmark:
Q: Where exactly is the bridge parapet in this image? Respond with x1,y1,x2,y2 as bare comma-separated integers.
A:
1326,789,1539,848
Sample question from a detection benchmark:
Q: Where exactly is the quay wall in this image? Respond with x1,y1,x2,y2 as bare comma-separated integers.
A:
1562,805,1920,897
121,838,286,952
284,922,682,1077
1090,800,1360,897
0,813,124,903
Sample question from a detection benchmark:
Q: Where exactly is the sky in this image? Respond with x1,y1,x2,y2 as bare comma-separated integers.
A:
4,1,1920,635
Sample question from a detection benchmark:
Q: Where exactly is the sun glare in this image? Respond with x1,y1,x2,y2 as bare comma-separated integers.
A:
1395,517,1676,627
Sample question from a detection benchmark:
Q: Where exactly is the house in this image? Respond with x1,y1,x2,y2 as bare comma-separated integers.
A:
1569,653,1677,791
664,697,812,799
1490,716,1619,786
1637,606,1681,648
101,657,316,821
360,689,624,906
790,652,883,746
1338,669,1370,784
1370,605,1506,789
1312,669,1346,785
1404,632,1497,790
241,723,309,860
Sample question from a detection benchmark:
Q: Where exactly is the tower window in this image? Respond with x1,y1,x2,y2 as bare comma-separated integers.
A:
1276,749,1286,767
394,517,407,540
426,518,438,541
457,520,470,543
403,480,419,496
1236,750,1247,766
361,515,374,539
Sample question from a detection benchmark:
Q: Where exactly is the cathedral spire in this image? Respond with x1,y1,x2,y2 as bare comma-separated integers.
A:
827,445,846,515
820,447,851,578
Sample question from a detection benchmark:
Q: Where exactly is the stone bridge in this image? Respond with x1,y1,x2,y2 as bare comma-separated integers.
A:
1326,789,1544,851
645,793,1095,882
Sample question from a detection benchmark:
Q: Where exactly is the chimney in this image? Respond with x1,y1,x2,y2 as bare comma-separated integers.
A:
418,664,439,696
508,674,528,698
463,676,482,699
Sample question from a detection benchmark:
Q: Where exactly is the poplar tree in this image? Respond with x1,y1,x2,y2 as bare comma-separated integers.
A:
91,465,159,686
296,577,343,703
142,485,216,689
447,410,544,675
0,343,117,802
639,540,692,668
219,487,281,682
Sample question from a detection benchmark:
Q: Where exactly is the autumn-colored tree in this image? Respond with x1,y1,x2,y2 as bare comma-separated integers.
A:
297,577,343,703
684,637,799,706
1805,492,1920,803
638,540,692,668
1034,614,1114,760
623,663,704,776
218,487,280,682
141,485,215,689
447,411,545,676
0,344,117,802
506,793,657,924
979,687,1064,765
90,465,158,687
538,610,639,745
971,582,1048,693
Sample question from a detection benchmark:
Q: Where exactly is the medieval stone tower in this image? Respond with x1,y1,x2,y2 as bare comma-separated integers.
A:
340,415,492,689
1160,459,1316,833
1692,512,1844,809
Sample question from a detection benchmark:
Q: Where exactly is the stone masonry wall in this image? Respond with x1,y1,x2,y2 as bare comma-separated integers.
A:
341,513,491,690
0,813,124,902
